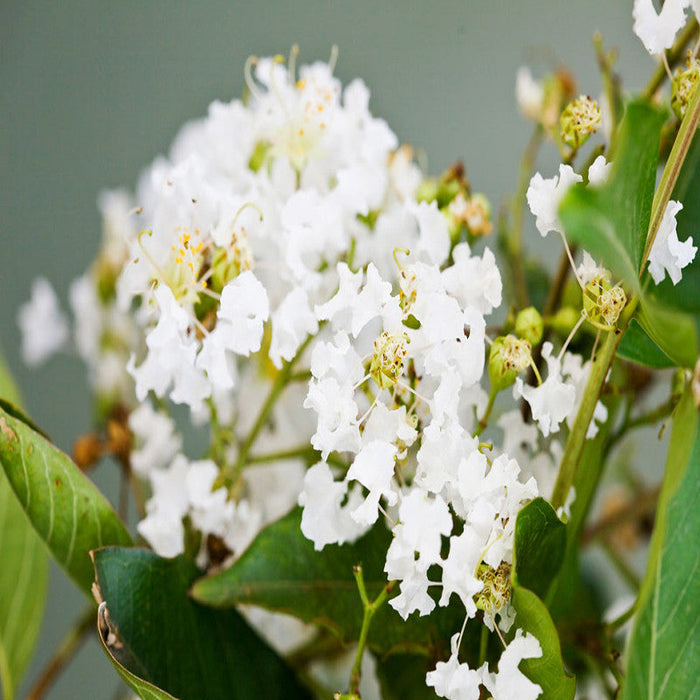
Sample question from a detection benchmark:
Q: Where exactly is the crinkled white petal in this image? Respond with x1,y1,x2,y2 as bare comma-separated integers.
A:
647,200,697,285
18,277,69,366
526,165,582,238
633,0,689,55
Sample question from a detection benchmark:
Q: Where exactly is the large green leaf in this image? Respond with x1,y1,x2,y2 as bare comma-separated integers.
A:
621,385,700,700
511,586,576,700
192,507,464,655
617,319,677,368
559,100,665,286
0,404,132,593
547,401,615,623
513,497,566,600
636,293,698,368
93,547,312,700
97,602,176,700
0,351,48,700
0,470,48,700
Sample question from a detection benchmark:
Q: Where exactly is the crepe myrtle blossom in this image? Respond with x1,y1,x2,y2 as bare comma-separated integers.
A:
515,66,544,121
526,156,611,240
514,342,576,438
426,630,542,700
647,200,697,285
633,0,690,55
18,50,567,696
18,277,69,366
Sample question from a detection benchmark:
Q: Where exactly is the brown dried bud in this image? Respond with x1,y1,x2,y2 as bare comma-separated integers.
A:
73,433,103,471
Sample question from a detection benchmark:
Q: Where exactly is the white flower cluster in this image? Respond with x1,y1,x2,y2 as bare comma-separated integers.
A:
21,51,617,698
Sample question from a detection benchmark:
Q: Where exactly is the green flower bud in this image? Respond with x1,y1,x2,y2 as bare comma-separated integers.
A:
416,178,439,204
549,306,580,337
514,306,543,346
671,58,700,121
488,334,531,393
94,257,120,305
560,95,601,150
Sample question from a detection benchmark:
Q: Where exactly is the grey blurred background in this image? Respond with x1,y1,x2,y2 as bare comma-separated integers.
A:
1,2,652,698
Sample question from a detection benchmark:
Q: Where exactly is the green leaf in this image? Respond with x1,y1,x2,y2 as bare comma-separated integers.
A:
617,319,677,368
0,468,48,700
97,603,177,700
192,507,464,655
547,400,616,623
0,350,49,700
559,100,665,286
621,385,700,700
636,293,698,368
513,497,566,600
0,351,22,408
511,586,576,700
374,653,440,700
0,404,132,593
93,547,312,700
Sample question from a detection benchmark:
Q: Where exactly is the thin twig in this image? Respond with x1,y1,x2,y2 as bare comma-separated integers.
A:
25,607,95,700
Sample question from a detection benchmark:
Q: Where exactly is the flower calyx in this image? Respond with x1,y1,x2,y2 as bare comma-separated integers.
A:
582,275,627,330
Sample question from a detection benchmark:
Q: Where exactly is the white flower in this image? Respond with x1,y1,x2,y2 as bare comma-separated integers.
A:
426,634,482,700
128,285,208,408
129,402,182,477
647,200,697,285
577,251,610,286
480,629,542,700
587,155,611,186
137,454,191,557
269,287,318,368
443,244,502,315
633,0,689,55
18,277,69,366
515,67,544,121
298,462,366,549
408,200,451,266
526,165,582,238
439,528,484,616
514,342,576,437
346,439,398,526
217,271,269,355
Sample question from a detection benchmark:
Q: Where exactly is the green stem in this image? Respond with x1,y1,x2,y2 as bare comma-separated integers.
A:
641,70,700,273
551,298,638,510
504,125,543,309
346,566,395,697
246,445,321,466
479,624,489,666
473,388,497,437
605,395,677,454
221,334,314,486
601,540,641,590
25,606,95,700
606,599,637,633
642,17,699,101
594,32,621,155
